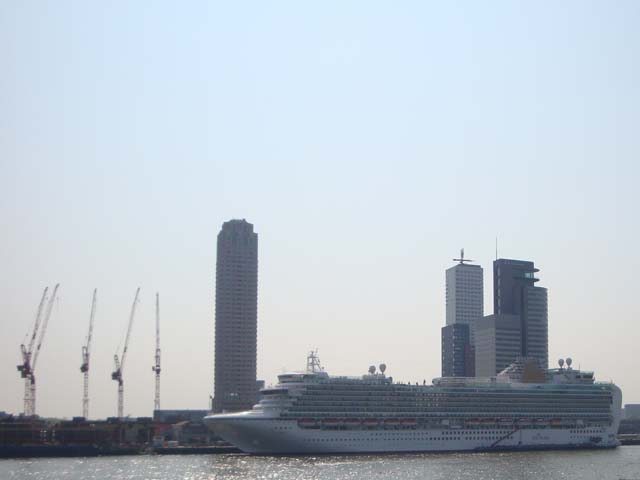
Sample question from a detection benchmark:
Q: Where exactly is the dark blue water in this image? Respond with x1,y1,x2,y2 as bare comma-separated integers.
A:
1,447,639,480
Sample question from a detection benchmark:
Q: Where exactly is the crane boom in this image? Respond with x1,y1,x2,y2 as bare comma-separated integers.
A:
18,288,48,377
85,289,97,359
81,289,97,418
81,289,97,368
32,283,59,372
29,283,59,416
155,293,160,354
152,292,161,411
25,288,49,364
119,287,140,373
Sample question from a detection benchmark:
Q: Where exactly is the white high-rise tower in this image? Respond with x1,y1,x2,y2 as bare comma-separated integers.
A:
445,249,484,342
442,249,484,377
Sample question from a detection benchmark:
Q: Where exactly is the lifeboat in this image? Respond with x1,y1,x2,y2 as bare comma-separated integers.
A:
298,418,318,428
481,418,495,425
344,418,362,427
322,418,342,428
498,418,514,425
550,418,562,425
383,418,401,427
465,418,480,425
363,418,379,427
401,418,417,426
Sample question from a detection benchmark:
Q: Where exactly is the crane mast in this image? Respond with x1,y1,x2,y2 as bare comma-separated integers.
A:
80,289,97,419
112,287,140,419
152,292,161,411
17,287,48,416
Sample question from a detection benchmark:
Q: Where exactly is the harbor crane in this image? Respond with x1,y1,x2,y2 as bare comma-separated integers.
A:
17,287,48,416
111,287,140,419
80,289,97,419
152,292,161,411
17,284,59,417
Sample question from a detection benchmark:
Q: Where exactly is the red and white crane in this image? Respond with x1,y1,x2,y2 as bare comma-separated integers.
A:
111,287,140,419
17,284,59,417
17,287,48,416
152,292,161,412
80,288,97,419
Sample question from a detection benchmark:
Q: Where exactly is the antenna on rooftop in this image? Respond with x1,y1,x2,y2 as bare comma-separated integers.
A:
306,350,322,373
453,248,474,265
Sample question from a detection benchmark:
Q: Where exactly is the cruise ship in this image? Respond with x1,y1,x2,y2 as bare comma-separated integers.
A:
204,353,622,454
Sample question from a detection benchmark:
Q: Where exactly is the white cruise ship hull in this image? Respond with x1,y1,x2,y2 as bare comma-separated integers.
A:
206,356,622,455
205,415,619,455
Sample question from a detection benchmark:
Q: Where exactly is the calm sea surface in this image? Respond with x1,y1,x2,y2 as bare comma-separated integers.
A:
1,447,639,480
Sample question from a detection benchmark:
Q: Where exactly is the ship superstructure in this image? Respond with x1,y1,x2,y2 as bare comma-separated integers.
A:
204,353,622,454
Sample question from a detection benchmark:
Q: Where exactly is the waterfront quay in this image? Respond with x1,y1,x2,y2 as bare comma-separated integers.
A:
0,411,239,458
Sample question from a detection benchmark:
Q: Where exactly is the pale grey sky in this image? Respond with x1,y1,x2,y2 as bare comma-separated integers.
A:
1,1,639,419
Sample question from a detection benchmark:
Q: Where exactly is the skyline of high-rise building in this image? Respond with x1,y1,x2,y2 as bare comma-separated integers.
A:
474,313,522,376
445,252,484,342
475,258,549,375
441,250,483,377
213,219,259,413
494,258,548,369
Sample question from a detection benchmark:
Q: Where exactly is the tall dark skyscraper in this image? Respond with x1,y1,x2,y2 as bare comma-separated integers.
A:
493,259,538,317
476,258,548,375
494,258,548,369
213,219,258,413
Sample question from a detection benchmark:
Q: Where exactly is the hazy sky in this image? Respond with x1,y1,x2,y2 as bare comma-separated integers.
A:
1,1,639,419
